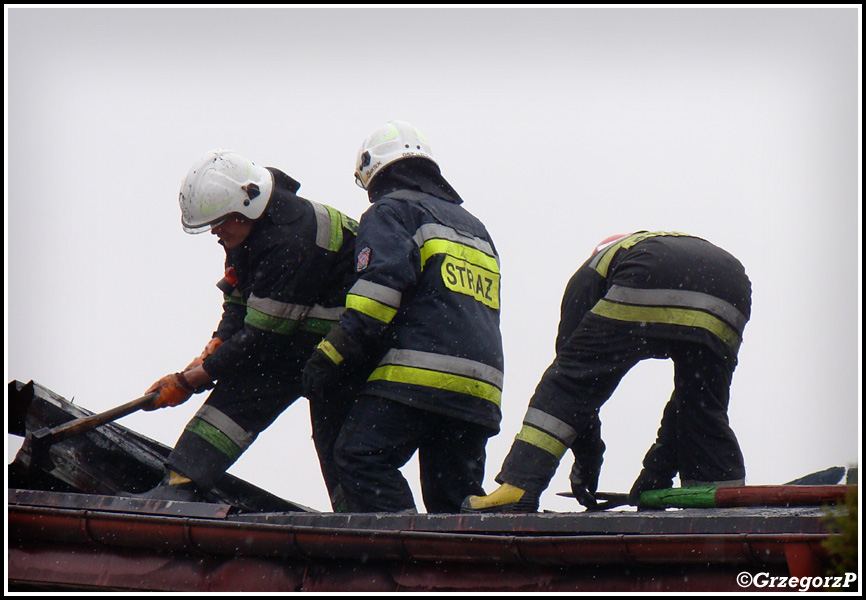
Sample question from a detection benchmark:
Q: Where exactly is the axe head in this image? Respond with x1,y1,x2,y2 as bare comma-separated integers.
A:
19,427,56,473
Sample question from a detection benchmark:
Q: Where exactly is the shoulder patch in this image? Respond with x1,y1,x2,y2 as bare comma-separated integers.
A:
356,246,371,272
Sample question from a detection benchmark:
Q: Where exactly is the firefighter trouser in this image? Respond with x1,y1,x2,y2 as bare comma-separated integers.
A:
497,318,745,496
168,370,352,508
334,395,493,513
168,371,299,490
309,383,357,512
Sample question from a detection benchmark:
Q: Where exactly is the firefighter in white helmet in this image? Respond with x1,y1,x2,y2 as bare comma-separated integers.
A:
302,122,505,513
139,150,360,509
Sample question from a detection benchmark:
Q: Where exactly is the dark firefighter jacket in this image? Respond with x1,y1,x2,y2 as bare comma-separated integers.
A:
559,231,751,364
318,177,504,432
202,167,359,382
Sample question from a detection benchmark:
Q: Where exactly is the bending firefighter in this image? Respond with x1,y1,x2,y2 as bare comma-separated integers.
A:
463,231,752,512
302,121,505,513
139,150,359,509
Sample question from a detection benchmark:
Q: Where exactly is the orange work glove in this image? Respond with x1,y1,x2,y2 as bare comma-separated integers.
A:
183,337,224,371
143,372,195,411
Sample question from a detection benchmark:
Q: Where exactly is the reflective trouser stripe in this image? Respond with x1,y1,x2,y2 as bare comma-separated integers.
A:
185,406,255,461
523,407,578,446
589,231,689,278
591,298,742,352
604,285,748,335
346,279,402,323
515,424,568,459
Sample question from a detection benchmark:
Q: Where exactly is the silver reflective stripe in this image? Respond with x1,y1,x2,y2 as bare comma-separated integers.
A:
348,279,402,309
195,405,256,451
306,304,346,320
309,201,334,250
412,223,499,267
605,285,748,334
523,407,578,445
379,348,503,388
247,294,310,321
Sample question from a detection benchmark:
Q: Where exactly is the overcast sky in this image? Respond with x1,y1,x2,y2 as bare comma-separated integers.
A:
6,6,861,512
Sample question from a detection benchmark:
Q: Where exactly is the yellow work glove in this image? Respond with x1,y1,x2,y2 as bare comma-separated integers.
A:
144,372,195,411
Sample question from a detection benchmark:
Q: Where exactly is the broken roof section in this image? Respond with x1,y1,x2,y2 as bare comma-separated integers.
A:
6,379,859,592
8,379,312,513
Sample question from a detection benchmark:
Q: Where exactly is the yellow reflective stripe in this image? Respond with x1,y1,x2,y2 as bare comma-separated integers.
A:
591,299,742,351
346,294,398,323
185,419,242,461
348,280,402,308
419,239,499,273
196,405,255,450
592,231,689,278
368,364,502,407
244,308,301,335
223,294,245,306
323,205,344,252
605,285,748,334
341,212,359,235
524,408,577,445
515,424,567,459
317,340,344,365
381,349,504,389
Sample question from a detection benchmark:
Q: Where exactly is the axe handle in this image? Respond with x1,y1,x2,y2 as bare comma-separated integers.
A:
35,392,158,446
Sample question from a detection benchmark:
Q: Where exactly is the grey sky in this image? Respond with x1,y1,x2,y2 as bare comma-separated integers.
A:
6,6,861,511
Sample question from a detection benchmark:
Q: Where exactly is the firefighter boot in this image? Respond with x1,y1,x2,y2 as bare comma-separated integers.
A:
137,470,208,503
461,483,540,513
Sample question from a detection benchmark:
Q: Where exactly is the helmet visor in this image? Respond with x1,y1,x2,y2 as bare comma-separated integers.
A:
182,215,228,235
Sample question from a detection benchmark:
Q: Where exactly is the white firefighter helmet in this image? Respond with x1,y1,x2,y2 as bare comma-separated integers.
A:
179,150,274,234
354,121,437,190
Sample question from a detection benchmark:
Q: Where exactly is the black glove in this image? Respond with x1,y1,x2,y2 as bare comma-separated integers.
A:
569,459,600,510
628,468,674,506
302,350,344,403
303,325,367,402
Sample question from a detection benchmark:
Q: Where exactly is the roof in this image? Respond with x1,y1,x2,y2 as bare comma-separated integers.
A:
6,380,857,592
